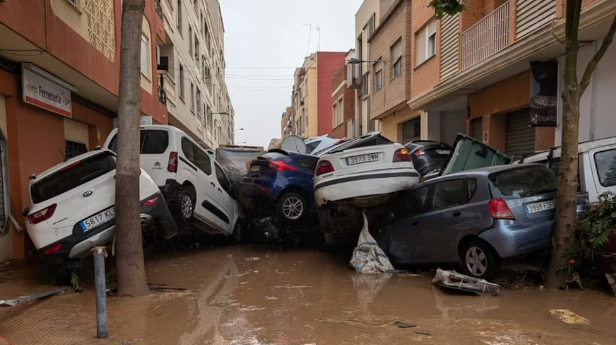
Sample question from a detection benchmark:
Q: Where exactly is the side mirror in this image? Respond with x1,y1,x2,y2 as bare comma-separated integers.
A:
22,207,30,217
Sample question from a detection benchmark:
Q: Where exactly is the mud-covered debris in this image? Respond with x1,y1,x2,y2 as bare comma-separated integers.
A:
394,321,417,328
0,287,69,307
549,309,590,325
433,268,500,296
245,257,261,262
415,330,432,336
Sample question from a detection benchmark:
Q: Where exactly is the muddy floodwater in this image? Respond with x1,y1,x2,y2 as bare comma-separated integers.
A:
1,245,616,344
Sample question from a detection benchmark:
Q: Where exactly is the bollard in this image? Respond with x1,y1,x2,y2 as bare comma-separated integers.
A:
92,246,108,339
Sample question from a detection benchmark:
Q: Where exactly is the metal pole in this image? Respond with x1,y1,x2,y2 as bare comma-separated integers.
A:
92,246,108,339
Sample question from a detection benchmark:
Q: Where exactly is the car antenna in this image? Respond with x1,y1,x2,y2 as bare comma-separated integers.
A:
59,148,67,162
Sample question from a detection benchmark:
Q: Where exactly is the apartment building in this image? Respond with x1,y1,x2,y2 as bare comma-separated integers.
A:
157,0,234,149
289,52,346,138
406,0,616,160
330,50,357,139
281,107,293,138
0,0,168,260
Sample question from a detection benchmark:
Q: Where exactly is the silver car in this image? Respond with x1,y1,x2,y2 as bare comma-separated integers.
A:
376,164,557,279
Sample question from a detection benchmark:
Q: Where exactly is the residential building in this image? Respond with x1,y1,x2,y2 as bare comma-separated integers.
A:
0,0,167,260
290,52,346,138
330,50,357,139
281,107,293,138
407,0,616,160
157,0,234,149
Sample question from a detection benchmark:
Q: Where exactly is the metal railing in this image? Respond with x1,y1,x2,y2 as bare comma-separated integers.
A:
155,0,163,19
461,1,510,70
158,86,167,106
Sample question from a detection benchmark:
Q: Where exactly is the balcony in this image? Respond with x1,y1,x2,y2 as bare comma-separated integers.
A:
155,0,164,20
461,1,510,70
157,86,167,105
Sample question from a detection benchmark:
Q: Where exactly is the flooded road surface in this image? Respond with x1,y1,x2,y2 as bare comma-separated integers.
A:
1,245,616,345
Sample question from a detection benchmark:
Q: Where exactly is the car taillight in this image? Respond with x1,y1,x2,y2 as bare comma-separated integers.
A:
269,160,298,172
27,204,57,224
413,148,425,157
144,195,159,206
393,148,411,162
316,160,334,176
489,199,515,220
167,152,178,172
60,160,81,172
44,243,63,255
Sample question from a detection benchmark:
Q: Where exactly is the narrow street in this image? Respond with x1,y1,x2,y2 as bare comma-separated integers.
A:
1,246,615,345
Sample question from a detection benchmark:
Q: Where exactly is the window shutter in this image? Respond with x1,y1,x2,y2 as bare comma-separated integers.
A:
392,40,402,60
416,29,426,64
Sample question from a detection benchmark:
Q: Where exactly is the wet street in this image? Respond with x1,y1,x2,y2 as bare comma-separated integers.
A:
1,245,616,345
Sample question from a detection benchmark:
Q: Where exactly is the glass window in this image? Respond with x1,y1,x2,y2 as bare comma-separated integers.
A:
296,158,318,171
181,137,195,163
374,70,382,91
490,166,557,197
468,178,477,200
305,141,320,153
215,164,230,192
194,147,212,175
65,140,88,159
430,179,467,210
108,130,169,154
394,186,429,218
31,152,116,204
140,34,149,77
594,149,616,187
260,152,287,160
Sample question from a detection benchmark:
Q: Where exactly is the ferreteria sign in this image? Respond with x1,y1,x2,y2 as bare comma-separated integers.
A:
22,68,72,118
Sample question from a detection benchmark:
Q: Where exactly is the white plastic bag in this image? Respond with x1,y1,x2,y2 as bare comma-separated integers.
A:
349,212,395,274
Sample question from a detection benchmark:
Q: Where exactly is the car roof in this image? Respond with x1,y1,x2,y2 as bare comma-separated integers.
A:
33,149,115,182
520,136,616,163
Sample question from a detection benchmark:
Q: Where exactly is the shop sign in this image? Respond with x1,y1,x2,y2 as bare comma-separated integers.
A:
22,68,72,118
530,61,558,127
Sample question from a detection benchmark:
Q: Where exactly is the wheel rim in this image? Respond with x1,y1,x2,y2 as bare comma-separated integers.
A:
181,195,193,219
282,196,303,220
465,246,488,276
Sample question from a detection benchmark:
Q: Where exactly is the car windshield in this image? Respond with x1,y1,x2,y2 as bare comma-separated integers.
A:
489,166,557,198
31,152,116,204
108,129,169,154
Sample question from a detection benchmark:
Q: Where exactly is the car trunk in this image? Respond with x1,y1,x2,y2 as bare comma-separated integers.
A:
331,144,393,177
438,133,512,178
30,152,118,232
246,151,288,179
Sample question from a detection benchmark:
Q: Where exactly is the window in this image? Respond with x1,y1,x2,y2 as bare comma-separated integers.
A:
333,97,344,127
140,34,149,77
416,19,437,65
594,149,616,187
430,179,468,211
347,119,355,138
394,186,429,218
196,89,201,115
31,152,116,204
402,117,421,143
361,72,370,97
489,166,557,197
177,0,182,34
391,39,402,78
365,13,375,39
181,138,212,175
179,64,185,101
206,105,212,128
189,26,193,56
374,63,383,92
195,37,200,61
305,141,321,153
108,130,169,154
190,83,195,112
65,140,87,159
215,164,230,192
193,0,198,11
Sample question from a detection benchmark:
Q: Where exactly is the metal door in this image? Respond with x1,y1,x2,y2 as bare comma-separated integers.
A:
506,108,535,160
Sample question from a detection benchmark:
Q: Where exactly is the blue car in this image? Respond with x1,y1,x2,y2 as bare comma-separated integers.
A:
241,150,319,225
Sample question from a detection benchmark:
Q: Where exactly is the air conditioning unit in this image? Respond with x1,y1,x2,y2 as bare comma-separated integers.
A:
347,62,361,89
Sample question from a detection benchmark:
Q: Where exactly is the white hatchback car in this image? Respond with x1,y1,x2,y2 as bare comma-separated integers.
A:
313,132,420,243
104,125,244,241
24,149,177,270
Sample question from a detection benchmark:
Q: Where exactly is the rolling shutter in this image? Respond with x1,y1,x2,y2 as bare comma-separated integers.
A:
505,108,535,160
440,14,460,81
471,117,483,141
516,0,557,40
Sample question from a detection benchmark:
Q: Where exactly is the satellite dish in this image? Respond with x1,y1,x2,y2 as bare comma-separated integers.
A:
280,135,307,154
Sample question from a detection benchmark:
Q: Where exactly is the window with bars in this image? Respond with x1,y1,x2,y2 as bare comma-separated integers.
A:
65,140,88,160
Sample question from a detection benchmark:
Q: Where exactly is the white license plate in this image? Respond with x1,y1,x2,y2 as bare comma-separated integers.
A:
346,154,379,166
436,150,450,155
526,200,555,214
250,165,260,172
80,207,115,232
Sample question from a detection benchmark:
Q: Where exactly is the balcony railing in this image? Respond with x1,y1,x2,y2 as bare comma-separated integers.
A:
461,1,510,70
155,0,163,20
157,86,167,106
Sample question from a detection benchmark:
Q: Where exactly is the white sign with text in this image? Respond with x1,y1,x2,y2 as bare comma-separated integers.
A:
22,68,72,118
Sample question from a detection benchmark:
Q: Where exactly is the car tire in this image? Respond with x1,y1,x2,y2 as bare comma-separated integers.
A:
276,192,307,224
51,262,74,286
317,207,335,245
231,219,244,244
174,186,196,223
459,239,500,280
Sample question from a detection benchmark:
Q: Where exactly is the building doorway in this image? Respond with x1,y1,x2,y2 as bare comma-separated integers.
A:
505,108,535,160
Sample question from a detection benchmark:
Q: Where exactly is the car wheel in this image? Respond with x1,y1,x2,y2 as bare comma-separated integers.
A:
232,219,243,244
174,186,196,223
277,192,307,224
51,262,74,286
460,240,500,280
318,207,335,245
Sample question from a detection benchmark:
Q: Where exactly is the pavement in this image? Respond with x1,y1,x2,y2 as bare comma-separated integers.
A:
1,245,616,345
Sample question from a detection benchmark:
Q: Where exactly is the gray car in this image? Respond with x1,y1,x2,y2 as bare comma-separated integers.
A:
375,164,557,279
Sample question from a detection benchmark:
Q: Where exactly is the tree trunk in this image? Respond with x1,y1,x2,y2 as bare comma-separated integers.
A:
115,0,149,297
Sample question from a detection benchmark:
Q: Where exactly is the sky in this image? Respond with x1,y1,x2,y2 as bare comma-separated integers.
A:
220,0,364,148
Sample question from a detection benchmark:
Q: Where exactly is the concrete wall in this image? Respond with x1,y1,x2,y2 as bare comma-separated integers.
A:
317,52,346,136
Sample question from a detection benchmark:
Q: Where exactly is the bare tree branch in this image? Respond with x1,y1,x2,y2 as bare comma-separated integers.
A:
579,15,616,93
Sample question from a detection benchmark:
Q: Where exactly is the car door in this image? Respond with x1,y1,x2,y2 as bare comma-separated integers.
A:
382,185,431,264
212,162,236,235
420,178,470,262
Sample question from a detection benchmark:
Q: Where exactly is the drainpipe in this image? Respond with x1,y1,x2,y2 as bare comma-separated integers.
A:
8,214,22,234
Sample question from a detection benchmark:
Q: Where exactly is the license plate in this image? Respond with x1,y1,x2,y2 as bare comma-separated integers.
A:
436,150,450,155
346,154,379,166
526,200,555,214
250,165,260,172
79,207,115,232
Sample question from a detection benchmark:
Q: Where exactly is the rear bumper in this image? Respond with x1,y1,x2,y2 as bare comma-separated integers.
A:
314,170,419,207
479,220,554,259
38,191,175,265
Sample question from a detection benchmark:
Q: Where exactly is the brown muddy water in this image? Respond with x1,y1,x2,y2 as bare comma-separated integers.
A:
1,245,615,345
